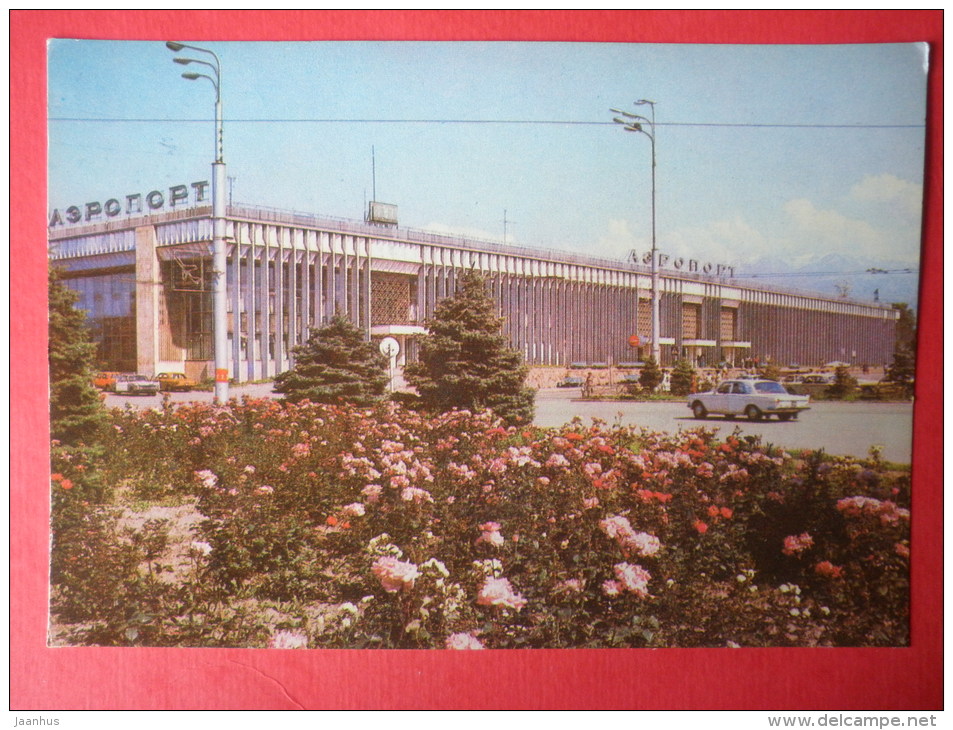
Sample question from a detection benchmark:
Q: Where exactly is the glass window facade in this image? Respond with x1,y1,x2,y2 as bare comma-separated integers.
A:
63,271,137,372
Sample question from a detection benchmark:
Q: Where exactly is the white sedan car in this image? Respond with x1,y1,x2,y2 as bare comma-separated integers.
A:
113,373,160,396
688,379,810,421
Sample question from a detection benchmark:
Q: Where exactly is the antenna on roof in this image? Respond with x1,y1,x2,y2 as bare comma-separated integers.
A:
366,145,398,227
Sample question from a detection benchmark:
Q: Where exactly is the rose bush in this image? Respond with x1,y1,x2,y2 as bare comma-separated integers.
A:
50,398,910,648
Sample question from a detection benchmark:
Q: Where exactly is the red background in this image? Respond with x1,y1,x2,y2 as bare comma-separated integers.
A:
11,10,943,710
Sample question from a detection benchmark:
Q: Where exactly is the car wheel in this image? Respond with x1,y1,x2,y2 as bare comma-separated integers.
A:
777,413,793,422
745,405,763,422
691,402,708,419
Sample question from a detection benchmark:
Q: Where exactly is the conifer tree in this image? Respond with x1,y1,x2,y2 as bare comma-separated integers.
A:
669,359,696,396
826,365,858,400
884,343,916,398
638,356,663,393
404,270,535,425
274,314,388,406
48,266,107,446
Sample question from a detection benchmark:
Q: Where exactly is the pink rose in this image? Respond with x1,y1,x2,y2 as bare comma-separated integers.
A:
401,486,433,504
268,630,308,649
477,577,527,611
445,632,485,650
613,562,651,597
371,556,421,593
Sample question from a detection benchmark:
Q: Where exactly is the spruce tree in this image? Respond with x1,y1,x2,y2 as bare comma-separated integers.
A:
274,314,388,406
669,359,696,396
638,356,663,393
404,270,535,425
48,266,107,446
885,343,916,398
826,365,858,400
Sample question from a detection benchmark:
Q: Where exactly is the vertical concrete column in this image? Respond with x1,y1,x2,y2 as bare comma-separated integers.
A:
363,238,372,339
315,233,325,325
573,275,581,364
245,230,257,381
351,236,361,326
287,230,298,357
416,252,426,325
329,236,338,316
556,276,565,366
536,267,544,364
135,224,161,377
512,268,522,355
427,248,436,318
435,249,445,301
334,235,345,317
230,240,241,381
260,227,271,379
565,272,573,366
497,266,506,339
301,231,311,339
544,274,552,365
274,228,285,373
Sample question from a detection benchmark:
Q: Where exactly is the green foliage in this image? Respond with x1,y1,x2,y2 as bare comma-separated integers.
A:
53,400,908,648
884,344,915,398
48,266,108,446
891,302,916,352
404,270,535,425
826,365,858,400
274,314,388,406
669,359,696,396
638,356,662,393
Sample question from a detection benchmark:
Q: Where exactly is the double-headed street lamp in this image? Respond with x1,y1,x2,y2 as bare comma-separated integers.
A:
166,41,229,403
611,99,660,364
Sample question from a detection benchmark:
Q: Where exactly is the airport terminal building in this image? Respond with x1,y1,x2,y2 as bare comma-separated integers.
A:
48,186,899,382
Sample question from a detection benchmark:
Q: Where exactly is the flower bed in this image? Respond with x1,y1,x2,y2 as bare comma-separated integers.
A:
49,398,910,648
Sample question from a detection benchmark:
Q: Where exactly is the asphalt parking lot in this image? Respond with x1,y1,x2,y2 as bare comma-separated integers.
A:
535,388,914,464
105,384,915,464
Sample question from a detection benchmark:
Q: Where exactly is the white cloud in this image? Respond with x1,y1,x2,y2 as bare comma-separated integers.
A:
594,218,644,260
782,198,893,259
849,173,924,218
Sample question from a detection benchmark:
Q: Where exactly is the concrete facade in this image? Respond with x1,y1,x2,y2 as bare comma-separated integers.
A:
49,204,899,380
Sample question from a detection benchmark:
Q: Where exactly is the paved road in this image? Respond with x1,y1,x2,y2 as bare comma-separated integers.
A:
106,384,915,464
535,388,914,464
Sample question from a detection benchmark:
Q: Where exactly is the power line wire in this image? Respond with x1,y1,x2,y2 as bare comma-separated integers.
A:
48,117,924,129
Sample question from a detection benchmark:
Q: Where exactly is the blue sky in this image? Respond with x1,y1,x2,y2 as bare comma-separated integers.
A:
48,40,927,296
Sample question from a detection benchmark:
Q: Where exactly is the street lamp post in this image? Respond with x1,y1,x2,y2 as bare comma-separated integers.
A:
611,100,660,365
166,41,229,403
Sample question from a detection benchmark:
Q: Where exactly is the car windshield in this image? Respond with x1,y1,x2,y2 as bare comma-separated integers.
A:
754,381,787,394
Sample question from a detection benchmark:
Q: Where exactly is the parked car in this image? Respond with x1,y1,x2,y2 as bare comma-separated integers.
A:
557,375,584,388
156,372,199,392
114,373,160,396
92,371,122,391
802,373,835,384
688,379,810,421
618,373,642,384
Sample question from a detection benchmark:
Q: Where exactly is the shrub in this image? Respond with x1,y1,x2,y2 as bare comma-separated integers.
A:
59,399,909,648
